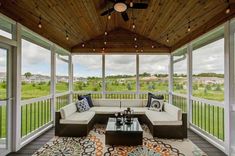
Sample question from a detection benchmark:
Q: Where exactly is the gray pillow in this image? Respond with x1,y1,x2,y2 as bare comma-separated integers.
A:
149,98,164,112
76,98,90,112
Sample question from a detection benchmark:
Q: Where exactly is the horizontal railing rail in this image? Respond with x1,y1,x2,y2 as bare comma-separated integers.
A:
21,97,52,138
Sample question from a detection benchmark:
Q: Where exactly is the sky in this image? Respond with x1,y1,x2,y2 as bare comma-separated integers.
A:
0,33,225,77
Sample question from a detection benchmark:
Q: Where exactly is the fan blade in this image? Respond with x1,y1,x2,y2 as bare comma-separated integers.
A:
131,3,148,9
121,11,129,21
100,8,114,16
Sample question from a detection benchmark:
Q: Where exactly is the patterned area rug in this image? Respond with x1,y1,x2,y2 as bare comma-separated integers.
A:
33,125,206,156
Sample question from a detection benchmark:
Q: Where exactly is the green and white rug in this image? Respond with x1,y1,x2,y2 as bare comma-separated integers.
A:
33,125,206,156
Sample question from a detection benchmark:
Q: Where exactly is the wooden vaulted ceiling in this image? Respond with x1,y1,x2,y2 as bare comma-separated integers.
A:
0,0,235,53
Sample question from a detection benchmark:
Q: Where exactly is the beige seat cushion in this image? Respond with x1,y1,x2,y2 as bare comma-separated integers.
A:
146,110,182,126
120,107,148,114
60,103,77,119
90,107,123,114
60,111,95,124
164,103,182,121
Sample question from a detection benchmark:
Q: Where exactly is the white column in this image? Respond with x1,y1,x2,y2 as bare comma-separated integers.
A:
68,54,73,103
168,54,173,104
50,45,56,125
102,54,105,99
187,43,193,126
11,23,22,151
224,20,235,155
136,54,139,99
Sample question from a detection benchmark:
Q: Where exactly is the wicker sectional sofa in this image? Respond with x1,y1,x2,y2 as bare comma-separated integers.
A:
55,99,187,139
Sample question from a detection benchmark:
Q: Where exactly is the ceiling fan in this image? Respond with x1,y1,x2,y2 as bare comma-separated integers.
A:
100,0,148,21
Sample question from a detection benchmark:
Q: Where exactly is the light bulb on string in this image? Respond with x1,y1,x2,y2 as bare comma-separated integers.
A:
105,31,108,36
132,23,135,29
226,5,231,14
130,1,133,7
38,16,42,28
108,14,111,20
82,43,85,47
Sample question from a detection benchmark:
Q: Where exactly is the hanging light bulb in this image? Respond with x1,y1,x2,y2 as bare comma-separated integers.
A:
82,43,85,47
166,34,169,43
93,48,96,52
141,49,143,52
65,31,69,40
105,31,108,36
151,45,154,48
132,23,135,29
226,5,231,14
187,26,191,32
134,37,137,41
104,41,107,45
102,47,105,51
108,14,111,20
134,45,138,48
38,16,42,28
130,1,133,7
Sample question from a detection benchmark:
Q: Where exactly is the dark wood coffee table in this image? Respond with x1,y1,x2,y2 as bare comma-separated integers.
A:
105,117,143,146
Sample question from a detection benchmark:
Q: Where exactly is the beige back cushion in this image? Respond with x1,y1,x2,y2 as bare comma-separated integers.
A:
164,103,182,121
60,103,77,119
92,99,144,107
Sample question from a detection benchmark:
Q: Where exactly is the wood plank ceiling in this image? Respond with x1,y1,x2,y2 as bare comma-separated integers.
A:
0,0,234,53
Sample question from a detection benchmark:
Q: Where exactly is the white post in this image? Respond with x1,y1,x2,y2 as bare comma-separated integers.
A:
68,54,73,103
187,43,193,126
50,45,56,125
102,54,105,99
169,54,173,104
136,54,139,99
11,23,22,151
224,20,235,155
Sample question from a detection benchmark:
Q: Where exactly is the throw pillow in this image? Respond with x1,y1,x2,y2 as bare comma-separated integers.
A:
78,94,94,107
149,98,164,112
76,98,90,112
146,92,164,107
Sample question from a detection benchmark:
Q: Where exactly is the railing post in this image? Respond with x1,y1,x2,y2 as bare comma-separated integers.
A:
102,54,105,99
187,43,193,127
50,45,56,125
68,54,73,103
224,20,235,155
136,54,139,99
169,54,173,104
12,23,22,151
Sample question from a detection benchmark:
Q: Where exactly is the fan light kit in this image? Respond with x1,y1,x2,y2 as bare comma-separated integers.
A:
114,2,127,12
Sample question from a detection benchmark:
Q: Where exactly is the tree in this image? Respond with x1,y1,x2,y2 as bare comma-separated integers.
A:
24,72,32,79
127,83,132,90
214,84,222,91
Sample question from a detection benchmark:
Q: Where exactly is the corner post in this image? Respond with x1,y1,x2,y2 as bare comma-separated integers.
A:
187,43,193,126
50,45,56,125
68,54,73,103
169,54,173,104
12,23,22,152
102,54,105,99
224,20,235,155
136,54,140,99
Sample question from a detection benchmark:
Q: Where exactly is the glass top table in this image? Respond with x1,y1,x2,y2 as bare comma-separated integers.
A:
106,117,143,132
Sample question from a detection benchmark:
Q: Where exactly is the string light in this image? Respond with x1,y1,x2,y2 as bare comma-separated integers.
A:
141,49,144,52
102,47,105,51
151,45,154,48
226,5,230,14
104,41,107,45
130,1,133,7
132,23,135,29
82,43,85,47
105,31,108,36
108,14,111,20
93,48,96,52
134,45,138,48
66,31,69,40
166,34,169,43
134,37,137,41
187,22,191,32
38,16,42,28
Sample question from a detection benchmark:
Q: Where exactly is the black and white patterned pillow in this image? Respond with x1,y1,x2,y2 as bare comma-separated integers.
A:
149,98,164,112
76,98,90,112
